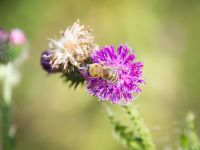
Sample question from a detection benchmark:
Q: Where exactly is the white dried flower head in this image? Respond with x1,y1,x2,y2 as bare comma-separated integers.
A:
48,20,98,72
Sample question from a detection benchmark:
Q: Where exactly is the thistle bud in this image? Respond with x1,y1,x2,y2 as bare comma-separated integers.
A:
0,28,28,64
40,50,62,73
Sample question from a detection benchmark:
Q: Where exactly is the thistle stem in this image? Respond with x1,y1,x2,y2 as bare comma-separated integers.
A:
1,76,13,150
122,105,155,150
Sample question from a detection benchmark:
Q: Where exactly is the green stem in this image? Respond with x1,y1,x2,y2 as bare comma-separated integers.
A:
106,104,155,150
1,77,13,150
122,105,155,150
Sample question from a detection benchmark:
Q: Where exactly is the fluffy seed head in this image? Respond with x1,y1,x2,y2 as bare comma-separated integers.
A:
47,20,98,72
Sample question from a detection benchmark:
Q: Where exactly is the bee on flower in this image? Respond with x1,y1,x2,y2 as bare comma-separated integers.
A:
81,44,144,103
40,21,145,100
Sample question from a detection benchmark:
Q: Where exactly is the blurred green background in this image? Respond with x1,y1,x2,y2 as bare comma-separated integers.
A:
0,0,200,149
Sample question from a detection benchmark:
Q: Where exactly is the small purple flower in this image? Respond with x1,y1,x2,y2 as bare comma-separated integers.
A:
0,29,5,39
9,29,26,45
0,29,9,42
82,44,144,103
40,50,61,73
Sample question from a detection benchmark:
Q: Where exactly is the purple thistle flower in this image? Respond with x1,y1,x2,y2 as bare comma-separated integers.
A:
82,44,144,103
40,50,61,73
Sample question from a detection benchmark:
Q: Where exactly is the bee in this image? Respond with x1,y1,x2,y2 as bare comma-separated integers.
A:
87,63,119,83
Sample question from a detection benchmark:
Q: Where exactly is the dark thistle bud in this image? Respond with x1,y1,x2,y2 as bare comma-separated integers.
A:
40,50,62,73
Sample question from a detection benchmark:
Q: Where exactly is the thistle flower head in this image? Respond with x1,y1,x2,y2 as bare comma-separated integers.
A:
47,20,98,72
0,28,28,87
82,44,144,103
0,28,28,64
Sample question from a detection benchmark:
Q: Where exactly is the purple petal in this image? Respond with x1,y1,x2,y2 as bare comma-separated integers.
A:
85,44,144,103
124,54,135,64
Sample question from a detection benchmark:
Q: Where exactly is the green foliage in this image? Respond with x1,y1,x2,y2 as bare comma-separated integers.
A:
109,107,200,150
0,43,25,64
61,67,85,89
180,113,200,150
8,46,25,62
0,40,9,64
108,105,155,150
0,73,16,150
61,58,92,89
